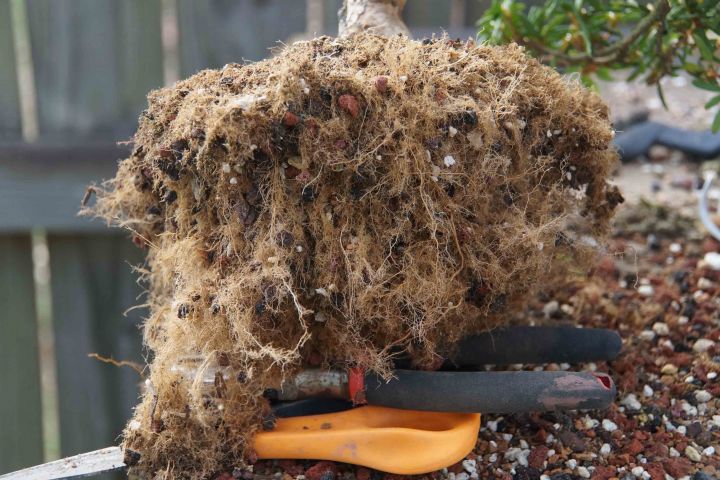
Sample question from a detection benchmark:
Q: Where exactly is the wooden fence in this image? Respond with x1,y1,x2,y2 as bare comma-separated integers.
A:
0,0,485,474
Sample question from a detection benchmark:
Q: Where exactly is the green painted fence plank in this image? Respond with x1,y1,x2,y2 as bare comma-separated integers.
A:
25,0,163,142
0,143,130,233
0,235,44,473
177,0,307,75
403,0,450,27
0,0,22,141
48,234,145,458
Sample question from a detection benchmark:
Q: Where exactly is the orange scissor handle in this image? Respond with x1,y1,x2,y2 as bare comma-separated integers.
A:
254,406,481,474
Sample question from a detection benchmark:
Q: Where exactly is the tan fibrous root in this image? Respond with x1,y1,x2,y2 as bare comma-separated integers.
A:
87,34,622,478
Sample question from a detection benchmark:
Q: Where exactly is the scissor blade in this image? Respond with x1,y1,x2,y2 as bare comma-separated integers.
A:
0,446,126,480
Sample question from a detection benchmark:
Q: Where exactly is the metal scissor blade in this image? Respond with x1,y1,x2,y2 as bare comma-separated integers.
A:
0,446,126,480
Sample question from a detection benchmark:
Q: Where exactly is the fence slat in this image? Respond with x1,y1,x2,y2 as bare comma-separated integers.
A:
0,1,22,141
0,143,131,233
177,0,307,75
48,234,145,458
0,235,43,473
25,0,163,142
403,0,450,27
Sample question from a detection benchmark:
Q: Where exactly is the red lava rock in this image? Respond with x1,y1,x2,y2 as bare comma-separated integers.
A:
283,111,300,127
703,237,720,253
338,94,359,118
594,255,618,278
278,460,304,476
356,467,371,480
434,89,448,105
674,352,694,367
624,438,644,456
663,458,692,478
645,462,666,480
215,473,233,480
306,350,323,367
610,453,632,466
334,139,348,150
662,457,692,478
527,445,549,469
284,165,301,179
535,428,548,443
447,461,465,474
304,118,319,136
591,465,616,480
645,441,669,460
305,461,338,480
374,76,388,93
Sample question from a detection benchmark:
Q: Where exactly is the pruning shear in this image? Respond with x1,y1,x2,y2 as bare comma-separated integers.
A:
0,325,621,478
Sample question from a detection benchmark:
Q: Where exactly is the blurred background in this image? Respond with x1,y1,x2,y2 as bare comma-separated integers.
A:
1,0,718,477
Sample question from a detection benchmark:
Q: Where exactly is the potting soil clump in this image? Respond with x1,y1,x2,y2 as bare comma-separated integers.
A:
89,33,621,478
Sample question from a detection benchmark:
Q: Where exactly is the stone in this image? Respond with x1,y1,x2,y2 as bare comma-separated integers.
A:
622,394,642,411
693,338,715,353
559,431,588,452
652,322,669,336
638,285,654,297
662,458,691,478
513,467,541,480
527,446,549,469
684,445,701,462
591,466,615,480
625,438,644,456
695,390,712,403
602,419,618,432
644,463,665,480
305,461,338,480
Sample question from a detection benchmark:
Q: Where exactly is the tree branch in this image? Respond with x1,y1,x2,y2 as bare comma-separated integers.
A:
521,0,670,67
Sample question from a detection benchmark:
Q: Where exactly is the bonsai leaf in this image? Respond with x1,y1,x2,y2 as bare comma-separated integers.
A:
693,79,720,93
705,94,720,110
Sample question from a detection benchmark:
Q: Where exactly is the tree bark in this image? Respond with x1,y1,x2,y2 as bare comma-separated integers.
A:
338,0,409,38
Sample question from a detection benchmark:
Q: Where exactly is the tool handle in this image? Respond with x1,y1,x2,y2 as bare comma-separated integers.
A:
447,326,621,367
363,370,616,413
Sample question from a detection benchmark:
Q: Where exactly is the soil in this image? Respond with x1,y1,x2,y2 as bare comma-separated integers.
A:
87,33,621,478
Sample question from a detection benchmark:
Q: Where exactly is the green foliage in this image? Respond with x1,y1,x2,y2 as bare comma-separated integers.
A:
477,0,720,131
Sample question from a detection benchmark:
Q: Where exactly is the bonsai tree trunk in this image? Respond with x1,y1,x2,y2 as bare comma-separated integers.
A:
339,0,409,37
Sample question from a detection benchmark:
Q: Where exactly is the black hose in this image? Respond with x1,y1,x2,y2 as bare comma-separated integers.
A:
614,120,720,161
447,326,622,367
364,370,616,413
